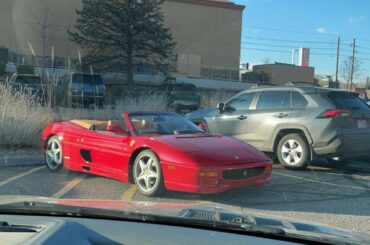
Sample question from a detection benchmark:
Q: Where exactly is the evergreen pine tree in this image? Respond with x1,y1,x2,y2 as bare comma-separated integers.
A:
69,0,175,88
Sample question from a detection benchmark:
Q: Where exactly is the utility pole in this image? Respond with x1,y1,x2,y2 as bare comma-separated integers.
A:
335,37,340,88
366,76,369,91
291,49,295,65
349,38,356,90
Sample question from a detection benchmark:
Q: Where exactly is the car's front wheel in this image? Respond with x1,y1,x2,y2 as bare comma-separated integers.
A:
45,136,64,172
277,133,309,170
133,150,164,196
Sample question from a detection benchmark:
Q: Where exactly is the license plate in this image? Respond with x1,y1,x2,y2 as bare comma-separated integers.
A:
357,119,368,129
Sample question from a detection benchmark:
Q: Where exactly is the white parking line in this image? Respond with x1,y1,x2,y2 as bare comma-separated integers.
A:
0,166,45,187
52,175,86,198
273,172,370,191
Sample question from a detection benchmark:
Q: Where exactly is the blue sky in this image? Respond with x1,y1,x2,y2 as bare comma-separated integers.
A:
233,0,370,81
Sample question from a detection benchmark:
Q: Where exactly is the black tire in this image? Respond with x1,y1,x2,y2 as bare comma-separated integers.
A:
133,150,164,196
45,136,64,172
277,133,309,170
327,157,350,165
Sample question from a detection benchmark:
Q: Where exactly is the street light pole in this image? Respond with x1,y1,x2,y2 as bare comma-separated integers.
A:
349,38,356,90
335,37,340,88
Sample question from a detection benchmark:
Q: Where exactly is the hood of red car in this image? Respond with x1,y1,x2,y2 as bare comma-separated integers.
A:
154,134,270,165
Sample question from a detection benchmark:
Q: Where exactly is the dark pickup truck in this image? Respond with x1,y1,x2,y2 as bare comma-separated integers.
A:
9,74,47,104
54,73,105,108
157,83,200,112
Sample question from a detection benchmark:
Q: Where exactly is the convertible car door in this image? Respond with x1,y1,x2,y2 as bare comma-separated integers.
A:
77,130,131,179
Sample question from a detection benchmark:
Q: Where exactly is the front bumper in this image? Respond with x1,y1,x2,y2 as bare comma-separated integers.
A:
313,133,370,157
162,161,272,194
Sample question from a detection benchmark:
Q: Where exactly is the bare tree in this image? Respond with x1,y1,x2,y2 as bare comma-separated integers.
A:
340,55,363,88
31,0,56,74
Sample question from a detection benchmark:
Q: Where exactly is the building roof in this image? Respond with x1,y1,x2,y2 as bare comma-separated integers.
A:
166,0,245,11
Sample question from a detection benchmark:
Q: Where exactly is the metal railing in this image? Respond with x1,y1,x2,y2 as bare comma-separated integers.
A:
8,51,77,69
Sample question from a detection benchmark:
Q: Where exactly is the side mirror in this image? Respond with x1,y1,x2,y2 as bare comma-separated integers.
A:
217,103,224,113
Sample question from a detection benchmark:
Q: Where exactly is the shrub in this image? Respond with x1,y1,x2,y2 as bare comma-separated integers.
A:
0,84,52,148
17,65,34,74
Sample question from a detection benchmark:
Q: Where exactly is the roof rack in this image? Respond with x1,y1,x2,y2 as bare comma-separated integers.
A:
249,83,279,89
285,81,321,87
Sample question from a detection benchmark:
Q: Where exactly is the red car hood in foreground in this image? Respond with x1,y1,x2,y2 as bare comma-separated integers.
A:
152,134,270,165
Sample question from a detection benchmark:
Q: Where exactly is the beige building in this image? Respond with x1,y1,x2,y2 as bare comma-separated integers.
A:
0,0,244,78
252,64,315,85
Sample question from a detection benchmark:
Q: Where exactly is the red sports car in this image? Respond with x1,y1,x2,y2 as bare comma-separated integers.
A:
42,112,272,196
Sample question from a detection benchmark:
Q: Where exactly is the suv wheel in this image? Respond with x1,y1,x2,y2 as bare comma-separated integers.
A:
277,133,308,170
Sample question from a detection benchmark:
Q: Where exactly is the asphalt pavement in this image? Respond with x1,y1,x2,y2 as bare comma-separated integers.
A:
0,159,369,234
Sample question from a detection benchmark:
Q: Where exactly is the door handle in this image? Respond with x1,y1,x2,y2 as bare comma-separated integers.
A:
238,115,247,120
275,113,288,118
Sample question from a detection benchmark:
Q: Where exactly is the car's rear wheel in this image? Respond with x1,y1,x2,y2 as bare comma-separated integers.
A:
277,133,308,170
133,150,164,196
45,136,64,172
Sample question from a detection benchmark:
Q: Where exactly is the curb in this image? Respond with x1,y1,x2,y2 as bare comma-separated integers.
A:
0,155,44,167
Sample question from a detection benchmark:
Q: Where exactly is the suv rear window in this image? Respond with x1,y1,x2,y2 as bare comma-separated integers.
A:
328,92,370,112
72,74,104,85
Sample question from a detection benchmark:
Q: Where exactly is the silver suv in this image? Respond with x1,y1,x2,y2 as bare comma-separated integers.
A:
186,85,370,169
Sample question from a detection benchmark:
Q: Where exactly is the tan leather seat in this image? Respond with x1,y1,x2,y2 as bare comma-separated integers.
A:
71,119,108,130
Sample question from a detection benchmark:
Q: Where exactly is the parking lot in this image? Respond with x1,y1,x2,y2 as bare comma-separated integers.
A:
0,159,370,234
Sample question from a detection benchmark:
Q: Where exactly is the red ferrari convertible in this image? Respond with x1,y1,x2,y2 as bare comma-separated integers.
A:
42,112,272,196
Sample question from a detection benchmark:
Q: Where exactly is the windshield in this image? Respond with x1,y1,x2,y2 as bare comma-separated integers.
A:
1,0,370,242
129,113,204,135
72,74,104,85
173,84,197,92
15,76,42,85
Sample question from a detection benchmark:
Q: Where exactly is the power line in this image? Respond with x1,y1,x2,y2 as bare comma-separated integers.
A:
244,25,370,44
357,45,370,50
241,47,336,56
243,36,336,45
243,41,336,50
244,24,339,37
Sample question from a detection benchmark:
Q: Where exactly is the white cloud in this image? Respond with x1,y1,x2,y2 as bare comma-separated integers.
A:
316,27,326,34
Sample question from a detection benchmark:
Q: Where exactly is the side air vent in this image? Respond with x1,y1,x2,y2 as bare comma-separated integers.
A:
80,149,92,163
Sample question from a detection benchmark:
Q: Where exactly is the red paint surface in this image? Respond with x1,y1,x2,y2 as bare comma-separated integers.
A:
42,113,272,194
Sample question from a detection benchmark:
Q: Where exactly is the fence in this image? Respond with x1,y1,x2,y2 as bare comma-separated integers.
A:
6,50,252,83
8,51,77,69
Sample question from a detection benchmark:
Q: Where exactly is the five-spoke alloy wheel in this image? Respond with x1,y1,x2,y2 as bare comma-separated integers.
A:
133,150,163,196
277,133,308,170
45,136,64,172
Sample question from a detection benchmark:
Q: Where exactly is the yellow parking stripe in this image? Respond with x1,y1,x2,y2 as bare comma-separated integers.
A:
0,166,45,187
121,185,137,201
52,175,86,198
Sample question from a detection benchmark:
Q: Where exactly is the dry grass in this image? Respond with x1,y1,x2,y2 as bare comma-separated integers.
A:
200,90,236,108
0,81,233,149
0,85,168,148
0,83,52,148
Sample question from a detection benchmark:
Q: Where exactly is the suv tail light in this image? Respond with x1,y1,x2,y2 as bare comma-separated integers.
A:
318,109,351,118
